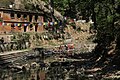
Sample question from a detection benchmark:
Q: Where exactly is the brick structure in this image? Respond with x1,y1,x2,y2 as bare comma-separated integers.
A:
0,8,45,34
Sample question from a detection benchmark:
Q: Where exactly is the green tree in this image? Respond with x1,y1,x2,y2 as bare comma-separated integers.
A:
50,0,120,66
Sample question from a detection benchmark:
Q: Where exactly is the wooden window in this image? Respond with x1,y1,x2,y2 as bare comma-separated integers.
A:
29,15,33,22
30,24,33,30
35,24,38,32
17,13,21,18
35,15,38,22
10,13,15,19
23,14,27,19
44,16,47,22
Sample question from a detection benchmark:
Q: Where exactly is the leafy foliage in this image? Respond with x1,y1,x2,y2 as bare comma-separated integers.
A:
47,0,120,66
0,0,14,8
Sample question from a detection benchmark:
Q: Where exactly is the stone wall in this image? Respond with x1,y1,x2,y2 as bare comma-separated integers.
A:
0,33,30,53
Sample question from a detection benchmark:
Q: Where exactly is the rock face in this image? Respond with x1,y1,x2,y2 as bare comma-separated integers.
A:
14,0,63,19
14,0,24,9
0,0,14,8
0,0,63,19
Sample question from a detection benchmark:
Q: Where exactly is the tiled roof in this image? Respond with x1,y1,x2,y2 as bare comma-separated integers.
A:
0,8,44,15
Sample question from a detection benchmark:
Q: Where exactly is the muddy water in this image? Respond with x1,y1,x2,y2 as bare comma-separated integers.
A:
0,56,47,80
0,56,72,80
0,55,107,80
0,67,46,80
0,70,44,80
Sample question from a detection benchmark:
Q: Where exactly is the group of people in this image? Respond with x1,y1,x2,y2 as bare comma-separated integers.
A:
52,43,75,55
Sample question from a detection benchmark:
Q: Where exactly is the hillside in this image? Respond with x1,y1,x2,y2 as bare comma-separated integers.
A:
0,0,63,20
65,22,96,53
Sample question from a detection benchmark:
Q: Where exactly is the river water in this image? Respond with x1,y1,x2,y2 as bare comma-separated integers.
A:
0,53,110,80
0,57,47,80
0,56,82,80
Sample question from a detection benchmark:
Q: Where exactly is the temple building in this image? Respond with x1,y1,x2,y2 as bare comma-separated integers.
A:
0,8,46,33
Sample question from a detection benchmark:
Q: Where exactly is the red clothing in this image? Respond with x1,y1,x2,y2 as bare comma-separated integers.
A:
67,44,74,49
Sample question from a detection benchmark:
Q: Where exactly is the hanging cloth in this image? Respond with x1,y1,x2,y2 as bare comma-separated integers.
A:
14,23,18,26
18,23,21,27
0,18,3,22
54,22,57,25
2,22,5,26
6,23,10,26
24,23,28,26
64,17,67,20
11,23,15,27
3,22,7,26
6,23,8,26
48,22,50,27
22,23,24,26
43,22,46,26
59,20,62,26
0,22,2,26
50,22,54,26
45,22,48,26
38,22,42,26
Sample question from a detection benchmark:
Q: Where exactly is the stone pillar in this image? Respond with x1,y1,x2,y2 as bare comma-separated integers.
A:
32,15,35,32
41,16,44,23
27,15,30,22
14,14,17,20
37,16,44,32
0,11,3,18
21,14,24,21
32,15,35,22
41,16,44,31
21,15,24,32
37,16,40,22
